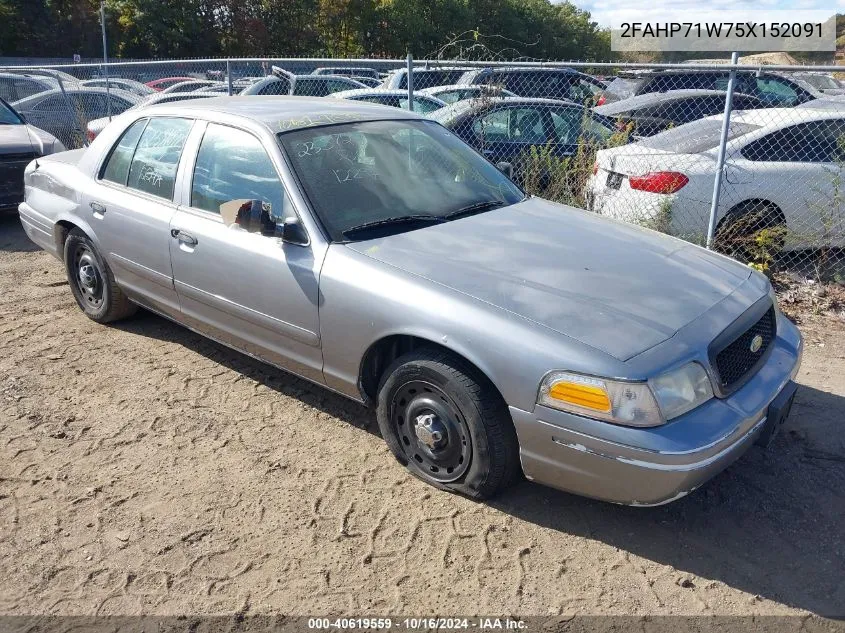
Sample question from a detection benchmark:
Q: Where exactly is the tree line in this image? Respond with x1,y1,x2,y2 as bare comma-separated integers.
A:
0,0,613,61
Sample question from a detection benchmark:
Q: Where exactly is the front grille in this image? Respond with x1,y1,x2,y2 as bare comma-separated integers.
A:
713,306,776,392
0,151,38,163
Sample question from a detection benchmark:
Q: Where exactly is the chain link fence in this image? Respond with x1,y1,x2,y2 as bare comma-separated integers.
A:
1,55,844,286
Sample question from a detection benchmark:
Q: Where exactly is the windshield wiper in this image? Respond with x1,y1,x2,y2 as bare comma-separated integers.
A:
341,215,444,239
441,199,507,221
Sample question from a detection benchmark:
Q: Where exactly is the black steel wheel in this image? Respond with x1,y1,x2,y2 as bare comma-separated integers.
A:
389,379,472,483
376,347,520,499
64,228,136,323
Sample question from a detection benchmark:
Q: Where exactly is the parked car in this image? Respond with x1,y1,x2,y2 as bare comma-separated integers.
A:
242,69,367,97
600,70,821,107
0,97,64,212
350,76,382,88
586,108,845,254
312,67,381,80
791,72,845,96
594,90,767,137
432,97,614,179
17,96,802,506
0,72,67,103
381,67,472,90
81,78,155,97
329,89,446,113
456,68,606,104
145,77,196,91
162,80,223,94
418,84,517,105
12,87,141,148
85,91,216,141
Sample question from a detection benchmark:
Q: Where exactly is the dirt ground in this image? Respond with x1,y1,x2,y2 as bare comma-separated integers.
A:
1,213,844,618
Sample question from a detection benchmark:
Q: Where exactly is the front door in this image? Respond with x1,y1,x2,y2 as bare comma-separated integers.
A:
168,122,324,383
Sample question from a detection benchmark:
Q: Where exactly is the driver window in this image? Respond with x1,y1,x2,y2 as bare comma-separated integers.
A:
191,123,292,225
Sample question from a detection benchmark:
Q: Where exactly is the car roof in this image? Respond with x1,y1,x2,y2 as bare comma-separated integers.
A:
594,89,754,114
729,107,843,126
330,88,444,102
141,95,424,130
11,86,142,106
419,84,511,93
470,67,577,75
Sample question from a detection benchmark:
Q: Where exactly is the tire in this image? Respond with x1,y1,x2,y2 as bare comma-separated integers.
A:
63,228,136,323
714,200,786,264
376,347,520,499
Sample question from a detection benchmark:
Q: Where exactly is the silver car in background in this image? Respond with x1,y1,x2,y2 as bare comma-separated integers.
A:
18,97,802,506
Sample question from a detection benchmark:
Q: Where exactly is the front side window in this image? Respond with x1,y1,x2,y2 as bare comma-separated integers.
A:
278,120,523,241
191,123,290,222
101,118,148,184
126,117,193,199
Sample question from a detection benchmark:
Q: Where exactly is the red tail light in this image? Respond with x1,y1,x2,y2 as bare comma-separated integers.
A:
86,129,96,143
596,94,606,106
629,171,688,194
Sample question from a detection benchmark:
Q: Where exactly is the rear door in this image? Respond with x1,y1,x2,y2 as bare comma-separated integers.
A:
168,121,324,382
734,120,845,247
87,116,194,318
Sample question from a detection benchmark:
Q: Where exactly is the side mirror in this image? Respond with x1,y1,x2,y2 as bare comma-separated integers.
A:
235,200,276,236
281,217,308,245
496,161,513,179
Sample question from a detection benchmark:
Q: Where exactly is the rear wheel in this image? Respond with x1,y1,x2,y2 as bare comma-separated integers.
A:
714,200,786,264
64,228,136,323
376,347,520,499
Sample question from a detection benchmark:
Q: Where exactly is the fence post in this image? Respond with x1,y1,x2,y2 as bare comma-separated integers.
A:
705,51,738,249
406,52,414,111
226,59,233,96
99,1,111,120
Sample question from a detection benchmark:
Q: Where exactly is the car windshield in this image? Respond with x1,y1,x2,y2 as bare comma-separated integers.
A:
0,99,23,124
278,119,524,241
638,118,760,153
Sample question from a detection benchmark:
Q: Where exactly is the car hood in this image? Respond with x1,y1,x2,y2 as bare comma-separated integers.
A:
0,124,60,155
346,198,752,361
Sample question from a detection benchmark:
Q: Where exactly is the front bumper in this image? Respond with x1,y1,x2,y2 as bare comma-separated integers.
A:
510,320,803,506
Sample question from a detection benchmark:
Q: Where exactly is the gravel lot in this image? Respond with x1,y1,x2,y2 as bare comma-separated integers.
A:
1,214,844,618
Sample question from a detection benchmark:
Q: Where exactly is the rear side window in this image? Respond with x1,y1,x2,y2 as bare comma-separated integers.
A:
101,118,148,185
126,117,193,200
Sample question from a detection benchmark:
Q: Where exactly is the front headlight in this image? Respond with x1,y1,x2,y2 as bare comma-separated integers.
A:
649,362,713,421
538,371,664,427
538,363,714,427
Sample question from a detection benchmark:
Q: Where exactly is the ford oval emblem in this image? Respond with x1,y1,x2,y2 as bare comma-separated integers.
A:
750,334,763,353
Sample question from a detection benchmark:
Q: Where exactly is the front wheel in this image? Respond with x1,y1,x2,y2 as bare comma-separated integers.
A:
64,228,136,323
376,348,520,499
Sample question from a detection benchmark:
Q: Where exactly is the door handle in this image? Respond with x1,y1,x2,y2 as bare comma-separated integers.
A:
171,229,198,246
90,201,106,214
482,149,494,155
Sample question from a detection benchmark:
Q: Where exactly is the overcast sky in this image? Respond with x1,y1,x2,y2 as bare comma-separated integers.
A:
577,0,841,28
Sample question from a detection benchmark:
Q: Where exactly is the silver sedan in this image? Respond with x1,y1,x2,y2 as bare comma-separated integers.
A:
18,97,802,505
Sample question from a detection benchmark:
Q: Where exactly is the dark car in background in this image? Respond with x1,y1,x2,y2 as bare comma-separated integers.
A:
11,87,141,148
600,70,820,107
432,97,614,180
0,97,64,212
594,89,767,137
457,67,606,104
